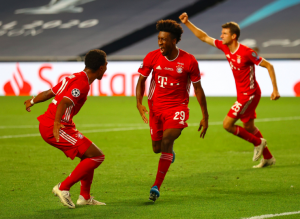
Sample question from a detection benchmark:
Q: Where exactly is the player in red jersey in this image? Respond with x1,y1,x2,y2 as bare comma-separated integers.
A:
136,19,209,202
24,50,107,208
179,12,280,168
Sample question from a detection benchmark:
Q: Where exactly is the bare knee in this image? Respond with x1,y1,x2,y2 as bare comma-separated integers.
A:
243,123,256,133
152,141,161,154
223,120,234,133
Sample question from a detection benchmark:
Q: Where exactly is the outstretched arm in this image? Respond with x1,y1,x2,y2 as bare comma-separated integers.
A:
179,12,216,47
136,75,149,124
193,81,209,138
24,89,55,112
259,59,280,100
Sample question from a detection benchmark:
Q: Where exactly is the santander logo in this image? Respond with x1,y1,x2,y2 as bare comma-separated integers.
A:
4,63,31,96
294,81,300,97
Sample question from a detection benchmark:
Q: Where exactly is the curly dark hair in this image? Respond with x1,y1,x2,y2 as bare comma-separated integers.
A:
85,49,107,72
156,19,183,44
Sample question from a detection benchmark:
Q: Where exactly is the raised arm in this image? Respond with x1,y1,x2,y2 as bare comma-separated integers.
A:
259,59,280,100
193,81,209,138
24,89,55,112
179,12,216,47
136,75,149,124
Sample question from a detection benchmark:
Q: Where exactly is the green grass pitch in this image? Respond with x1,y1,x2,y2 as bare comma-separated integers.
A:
0,96,299,219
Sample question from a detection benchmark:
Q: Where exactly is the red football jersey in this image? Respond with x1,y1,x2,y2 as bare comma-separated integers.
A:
214,40,263,96
38,71,90,127
138,48,201,111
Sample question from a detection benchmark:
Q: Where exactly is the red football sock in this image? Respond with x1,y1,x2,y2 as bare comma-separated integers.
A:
252,128,273,159
60,155,105,191
234,126,261,146
152,152,173,190
80,170,94,200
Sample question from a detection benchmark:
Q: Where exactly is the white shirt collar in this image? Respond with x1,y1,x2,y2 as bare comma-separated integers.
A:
165,47,180,62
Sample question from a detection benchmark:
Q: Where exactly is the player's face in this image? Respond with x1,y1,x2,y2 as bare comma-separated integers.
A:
158,31,176,56
220,28,235,45
97,60,108,80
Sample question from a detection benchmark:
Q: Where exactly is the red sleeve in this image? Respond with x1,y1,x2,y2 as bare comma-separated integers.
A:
246,48,263,65
189,55,201,83
214,39,226,52
138,52,154,77
51,80,64,95
63,81,89,106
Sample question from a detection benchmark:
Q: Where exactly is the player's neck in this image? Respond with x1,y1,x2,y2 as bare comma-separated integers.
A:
166,47,179,61
83,68,96,85
227,40,239,53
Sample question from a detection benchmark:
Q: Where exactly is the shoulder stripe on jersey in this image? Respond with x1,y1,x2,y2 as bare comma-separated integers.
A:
51,88,56,95
56,78,68,95
63,96,75,106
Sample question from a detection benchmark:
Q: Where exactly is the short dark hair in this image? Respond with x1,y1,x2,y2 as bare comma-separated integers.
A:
85,49,106,71
222,22,240,40
156,19,183,44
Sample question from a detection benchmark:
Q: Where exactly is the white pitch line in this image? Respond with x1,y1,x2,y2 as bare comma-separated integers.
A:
242,210,300,219
0,116,299,139
1,116,299,129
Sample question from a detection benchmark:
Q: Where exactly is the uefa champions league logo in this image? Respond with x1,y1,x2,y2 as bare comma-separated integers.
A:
71,88,80,97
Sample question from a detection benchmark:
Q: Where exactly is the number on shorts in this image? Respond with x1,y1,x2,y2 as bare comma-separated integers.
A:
231,101,242,113
173,111,185,121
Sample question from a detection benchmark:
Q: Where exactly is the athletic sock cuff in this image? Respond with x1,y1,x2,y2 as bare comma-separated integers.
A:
160,152,173,162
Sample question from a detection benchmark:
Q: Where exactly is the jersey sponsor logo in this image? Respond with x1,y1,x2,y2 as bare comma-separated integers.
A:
176,65,184,74
71,88,80,97
156,65,162,70
164,67,174,71
158,76,167,88
139,63,143,68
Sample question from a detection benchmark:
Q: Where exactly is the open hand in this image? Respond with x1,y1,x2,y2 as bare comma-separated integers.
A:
179,12,188,24
137,104,149,124
53,122,65,142
198,118,208,138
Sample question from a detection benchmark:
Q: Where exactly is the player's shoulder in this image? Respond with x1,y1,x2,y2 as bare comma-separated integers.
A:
71,72,89,89
145,49,161,58
179,49,197,61
239,43,257,56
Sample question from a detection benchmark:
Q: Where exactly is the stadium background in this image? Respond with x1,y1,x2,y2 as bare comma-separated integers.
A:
0,0,300,97
1,1,300,219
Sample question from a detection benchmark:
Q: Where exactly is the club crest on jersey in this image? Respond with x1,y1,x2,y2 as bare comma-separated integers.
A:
71,88,80,97
77,133,84,139
176,65,184,74
237,55,241,64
